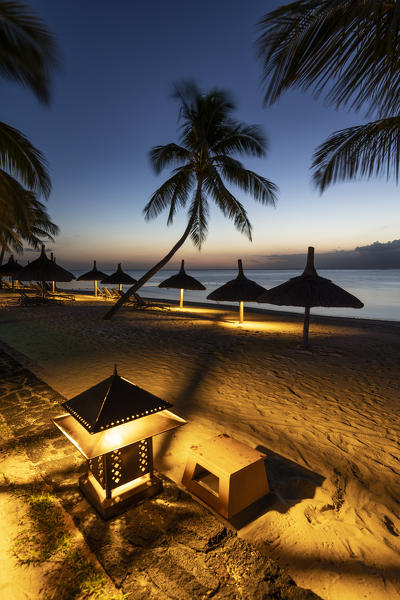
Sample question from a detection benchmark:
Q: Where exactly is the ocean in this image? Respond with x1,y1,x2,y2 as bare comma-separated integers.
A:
62,268,400,322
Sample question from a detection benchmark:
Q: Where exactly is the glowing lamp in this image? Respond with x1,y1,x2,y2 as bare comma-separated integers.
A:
52,366,186,519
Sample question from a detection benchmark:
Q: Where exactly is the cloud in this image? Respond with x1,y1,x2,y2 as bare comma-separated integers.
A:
259,240,400,269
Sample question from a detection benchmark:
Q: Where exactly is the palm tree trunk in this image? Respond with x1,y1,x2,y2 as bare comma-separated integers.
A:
103,184,201,320
0,246,4,288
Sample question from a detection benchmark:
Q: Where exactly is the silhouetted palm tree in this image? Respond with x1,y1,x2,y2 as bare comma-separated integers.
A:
104,82,278,319
0,191,59,265
257,0,400,190
0,1,58,256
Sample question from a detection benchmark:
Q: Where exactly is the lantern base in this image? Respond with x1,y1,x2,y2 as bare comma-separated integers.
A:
79,472,163,519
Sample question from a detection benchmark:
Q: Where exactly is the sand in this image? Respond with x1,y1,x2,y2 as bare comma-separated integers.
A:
0,293,399,600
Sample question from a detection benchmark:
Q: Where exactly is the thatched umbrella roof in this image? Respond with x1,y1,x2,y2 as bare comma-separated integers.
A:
17,245,74,282
257,247,364,348
16,245,75,297
62,365,172,434
0,255,23,276
207,259,266,302
207,259,267,322
158,259,205,308
78,260,107,296
101,263,137,286
159,260,205,291
77,260,107,282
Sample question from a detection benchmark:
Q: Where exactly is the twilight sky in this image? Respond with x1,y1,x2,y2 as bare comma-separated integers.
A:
5,0,400,269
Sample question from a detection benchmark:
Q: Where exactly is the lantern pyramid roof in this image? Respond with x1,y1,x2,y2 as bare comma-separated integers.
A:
62,366,172,434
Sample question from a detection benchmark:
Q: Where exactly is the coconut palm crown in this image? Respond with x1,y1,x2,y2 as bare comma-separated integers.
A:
145,81,277,246
0,0,58,249
104,81,278,319
257,0,400,189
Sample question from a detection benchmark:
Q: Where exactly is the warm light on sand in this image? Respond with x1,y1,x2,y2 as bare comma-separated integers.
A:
2,295,399,600
172,306,225,317
219,320,298,333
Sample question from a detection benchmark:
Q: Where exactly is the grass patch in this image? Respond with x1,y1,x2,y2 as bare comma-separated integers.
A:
9,481,126,600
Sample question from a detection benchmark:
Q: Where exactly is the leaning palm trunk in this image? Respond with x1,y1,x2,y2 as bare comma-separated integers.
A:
0,246,4,287
104,199,199,320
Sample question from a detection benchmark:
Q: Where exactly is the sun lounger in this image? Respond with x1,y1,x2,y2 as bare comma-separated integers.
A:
48,292,75,302
102,287,114,299
29,282,42,292
18,291,48,305
110,288,122,298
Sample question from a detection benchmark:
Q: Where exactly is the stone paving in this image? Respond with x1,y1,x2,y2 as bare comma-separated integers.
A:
0,348,320,599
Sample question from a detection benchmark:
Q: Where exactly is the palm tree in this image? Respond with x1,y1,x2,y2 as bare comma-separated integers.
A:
257,0,400,190
0,191,59,265
0,0,58,262
104,82,278,319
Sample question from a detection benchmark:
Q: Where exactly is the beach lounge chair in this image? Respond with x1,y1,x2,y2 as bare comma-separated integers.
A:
110,288,122,298
29,282,42,293
17,291,47,305
101,287,114,300
95,287,106,298
48,291,75,302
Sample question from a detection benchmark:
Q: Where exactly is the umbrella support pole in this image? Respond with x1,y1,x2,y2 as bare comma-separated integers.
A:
52,281,55,293
94,280,98,297
239,301,244,324
303,306,310,349
180,289,183,308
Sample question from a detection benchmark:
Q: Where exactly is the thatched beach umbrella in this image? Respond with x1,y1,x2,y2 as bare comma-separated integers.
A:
77,260,107,297
207,259,267,323
0,255,23,288
158,260,206,308
257,247,364,349
17,245,75,299
101,263,137,292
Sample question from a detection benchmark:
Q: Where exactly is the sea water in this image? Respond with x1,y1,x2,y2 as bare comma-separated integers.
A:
63,268,400,322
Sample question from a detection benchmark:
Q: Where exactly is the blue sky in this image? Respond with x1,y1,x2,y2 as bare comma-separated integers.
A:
4,0,400,269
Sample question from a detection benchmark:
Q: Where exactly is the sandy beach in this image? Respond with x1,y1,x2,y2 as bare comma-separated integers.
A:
1,292,400,600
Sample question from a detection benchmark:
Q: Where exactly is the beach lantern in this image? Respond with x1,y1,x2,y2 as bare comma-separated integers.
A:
77,260,107,297
207,259,267,323
52,366,186,519
257,246,364,349
101,263,137,292
158,260,206,308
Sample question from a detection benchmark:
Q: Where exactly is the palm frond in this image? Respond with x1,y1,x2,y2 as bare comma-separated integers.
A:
0,184,58,252
203,167,252,240
0,225,23,253
312,116,400,190
143,167,193,221
257,0,400,117
149,143,192,174
0,121,51,197
0,169,32,227
219,158,278,205
212,124,268,157
188,191,209,248
0,0,59,103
